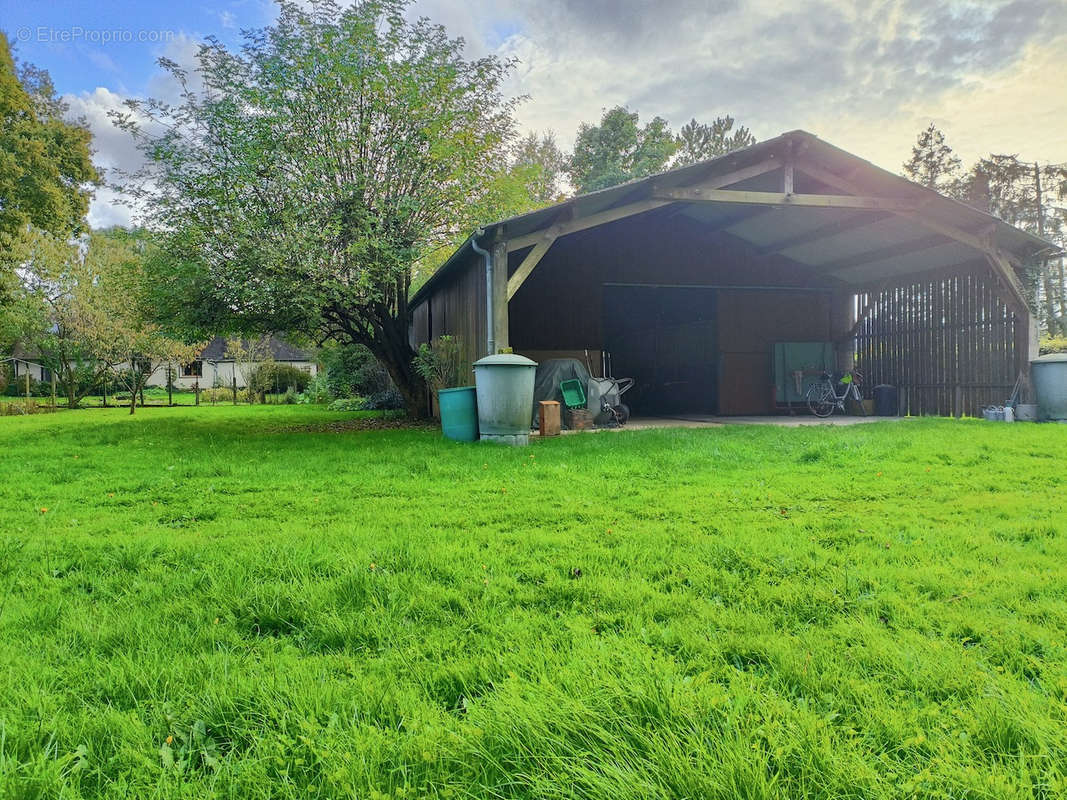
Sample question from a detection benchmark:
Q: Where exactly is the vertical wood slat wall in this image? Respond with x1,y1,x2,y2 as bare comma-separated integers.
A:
854,266,1023,416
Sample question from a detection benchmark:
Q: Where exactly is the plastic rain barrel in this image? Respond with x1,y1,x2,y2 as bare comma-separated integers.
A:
437,386,478,442
1031,354,1067,421
873,384,897,416
473,354,538,445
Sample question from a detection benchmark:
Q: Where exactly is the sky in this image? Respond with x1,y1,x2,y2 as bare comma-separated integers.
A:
3,0,1066,229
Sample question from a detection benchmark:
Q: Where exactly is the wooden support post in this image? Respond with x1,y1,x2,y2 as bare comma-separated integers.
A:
25,370,30,399
195,379,200,406
51,371,56,410
830,289,854,371
783,141,794,195
491,240,509,352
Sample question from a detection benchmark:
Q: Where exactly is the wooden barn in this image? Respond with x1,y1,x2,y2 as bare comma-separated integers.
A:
410,130,1056,417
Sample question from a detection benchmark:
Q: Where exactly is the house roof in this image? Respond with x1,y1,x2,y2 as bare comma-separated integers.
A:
412,129,1059,307
198,336,313,362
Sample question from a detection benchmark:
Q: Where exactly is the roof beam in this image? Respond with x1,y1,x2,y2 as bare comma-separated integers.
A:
506,199,671,252
505,158,782,254
669,157,782,194
755,211,894,255
797,157,1029,311
506,235,556,300
822,234,949,277
651,187,917,211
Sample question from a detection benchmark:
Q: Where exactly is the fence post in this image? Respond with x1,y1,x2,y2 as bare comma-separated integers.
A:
51,371,56,410
954,385,962,418
195,379,200,406
25,370,30,399
168,365,173,406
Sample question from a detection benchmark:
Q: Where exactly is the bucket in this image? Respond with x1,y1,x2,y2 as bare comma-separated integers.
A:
1015,403,1038,422
438,386,478,442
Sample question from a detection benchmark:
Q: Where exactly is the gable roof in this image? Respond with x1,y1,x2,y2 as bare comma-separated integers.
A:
198,336,312,362
412,129,1059,307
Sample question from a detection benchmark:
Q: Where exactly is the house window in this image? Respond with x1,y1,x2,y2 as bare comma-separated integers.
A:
182,361,204,378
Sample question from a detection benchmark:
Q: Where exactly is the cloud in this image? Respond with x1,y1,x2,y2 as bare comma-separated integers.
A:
68,0,1067,229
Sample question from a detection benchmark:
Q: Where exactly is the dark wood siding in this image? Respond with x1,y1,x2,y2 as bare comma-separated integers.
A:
717,290,832,414
854,263,1026,416
413,252,486,374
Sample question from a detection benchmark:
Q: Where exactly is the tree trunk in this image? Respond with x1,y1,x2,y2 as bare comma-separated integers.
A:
372,315,428,418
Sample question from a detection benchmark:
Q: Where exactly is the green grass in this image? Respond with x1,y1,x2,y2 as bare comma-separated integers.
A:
1,405,1066,799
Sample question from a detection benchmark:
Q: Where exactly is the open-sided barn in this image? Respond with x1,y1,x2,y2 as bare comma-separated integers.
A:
410,130,1057,417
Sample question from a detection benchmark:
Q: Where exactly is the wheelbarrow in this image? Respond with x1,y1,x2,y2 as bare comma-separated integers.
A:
587,375,634,426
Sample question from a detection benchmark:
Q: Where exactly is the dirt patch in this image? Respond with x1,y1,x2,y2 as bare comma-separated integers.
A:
270,416,435,434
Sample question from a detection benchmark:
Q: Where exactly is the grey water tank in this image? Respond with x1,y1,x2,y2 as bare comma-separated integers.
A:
1031,354,1067,420
473,353,538,445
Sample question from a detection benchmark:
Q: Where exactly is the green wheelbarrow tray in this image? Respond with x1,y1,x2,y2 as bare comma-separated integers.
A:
559,379,587,409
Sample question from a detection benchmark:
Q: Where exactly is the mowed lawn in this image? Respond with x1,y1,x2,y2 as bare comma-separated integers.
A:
1,407,1066,799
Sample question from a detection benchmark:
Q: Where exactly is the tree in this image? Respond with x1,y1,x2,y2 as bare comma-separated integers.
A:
953,154,1067,335
674,116,756,167
511,131,567,205
226,336,273,403
90,232,201,414
14,229,116,407
112,0,519,417
0,34,98,254
902,124,962,195
567,106,678,194
11,228,199,409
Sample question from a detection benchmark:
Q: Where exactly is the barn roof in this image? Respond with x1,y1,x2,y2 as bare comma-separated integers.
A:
412,129,1058,307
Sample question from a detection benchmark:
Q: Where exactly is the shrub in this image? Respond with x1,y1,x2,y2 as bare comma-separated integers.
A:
1040,336,1067,355
201,387,250,404
5,374,50,397
413,335,465,392
327,398,367,412
298,373,333,404
0,399,52,415
248,363,312,396
360,387,405,410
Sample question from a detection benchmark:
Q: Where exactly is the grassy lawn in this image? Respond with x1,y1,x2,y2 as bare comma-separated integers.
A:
1,406,1066,799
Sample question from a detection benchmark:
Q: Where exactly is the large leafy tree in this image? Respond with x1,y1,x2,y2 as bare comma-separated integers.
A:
674,116,756,167
511,131,567,205
113,0,520,416
902,124,962,195
0,33,98,254
957,155,1067,335
567,106,678,193
0,34,98,344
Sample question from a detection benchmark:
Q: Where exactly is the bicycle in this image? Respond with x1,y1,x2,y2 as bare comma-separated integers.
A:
805,370,866,418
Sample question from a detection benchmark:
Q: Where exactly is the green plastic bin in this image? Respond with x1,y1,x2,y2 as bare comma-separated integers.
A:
560,379,586,408
438,386,478,442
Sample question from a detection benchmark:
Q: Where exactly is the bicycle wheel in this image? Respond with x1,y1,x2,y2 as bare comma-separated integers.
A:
806,384,836,417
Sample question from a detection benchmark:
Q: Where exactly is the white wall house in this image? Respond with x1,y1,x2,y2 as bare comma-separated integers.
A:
147,337,318,389
7,337,317,391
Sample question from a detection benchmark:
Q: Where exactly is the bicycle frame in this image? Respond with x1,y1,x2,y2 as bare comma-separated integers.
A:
805,371,865,417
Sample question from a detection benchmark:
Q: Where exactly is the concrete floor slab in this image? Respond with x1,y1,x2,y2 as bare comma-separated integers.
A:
534,414,908,435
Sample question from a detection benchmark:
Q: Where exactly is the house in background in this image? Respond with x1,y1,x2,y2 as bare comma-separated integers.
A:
154,336,318,389
6,337,317,391
8,345,51,383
